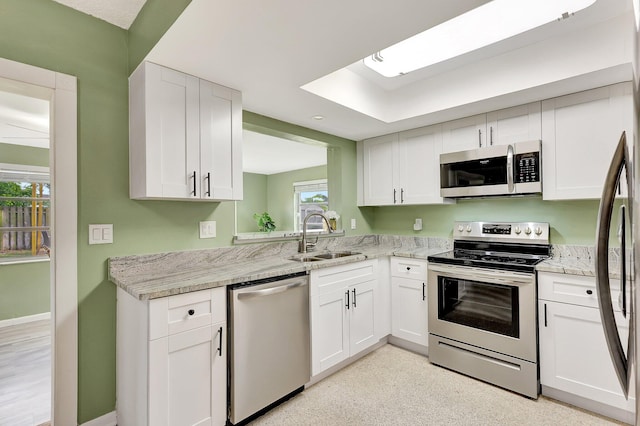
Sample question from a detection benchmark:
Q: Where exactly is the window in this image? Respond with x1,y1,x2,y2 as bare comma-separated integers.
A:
0,163,50,263
294,179,328,232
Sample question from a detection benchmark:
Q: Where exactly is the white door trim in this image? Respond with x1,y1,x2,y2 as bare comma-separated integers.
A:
0,57,78,426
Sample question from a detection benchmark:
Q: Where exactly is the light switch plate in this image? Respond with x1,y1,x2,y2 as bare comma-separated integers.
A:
89,224,113,244
351,218,357,230
199,221,216,238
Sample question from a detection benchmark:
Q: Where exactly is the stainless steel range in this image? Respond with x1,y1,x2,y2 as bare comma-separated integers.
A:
427,221,550,398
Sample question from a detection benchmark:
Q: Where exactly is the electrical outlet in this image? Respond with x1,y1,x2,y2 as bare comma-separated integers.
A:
199,221,216,238
351,218,357,230
413,218,423,231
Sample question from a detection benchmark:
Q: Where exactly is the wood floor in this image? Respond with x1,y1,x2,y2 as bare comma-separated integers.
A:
0,319,51,426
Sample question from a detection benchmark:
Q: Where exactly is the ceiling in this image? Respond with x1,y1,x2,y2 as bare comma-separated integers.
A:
243,130,326,175
144,0,634,141
13,0,636,157
52,0,146,29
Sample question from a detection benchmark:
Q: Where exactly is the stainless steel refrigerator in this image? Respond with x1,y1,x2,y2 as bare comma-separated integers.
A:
595,130,637,424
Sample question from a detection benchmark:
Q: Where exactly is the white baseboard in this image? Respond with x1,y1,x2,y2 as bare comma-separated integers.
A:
0,312,51,328
80,411,117,426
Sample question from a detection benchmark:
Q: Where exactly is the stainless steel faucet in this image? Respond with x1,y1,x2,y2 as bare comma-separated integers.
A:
299,212,334,253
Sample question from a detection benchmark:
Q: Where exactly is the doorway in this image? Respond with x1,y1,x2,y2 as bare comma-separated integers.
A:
0,57,78,425
0,80,52,424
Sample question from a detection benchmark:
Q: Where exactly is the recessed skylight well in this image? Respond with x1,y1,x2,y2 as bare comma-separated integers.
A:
363,0,597,77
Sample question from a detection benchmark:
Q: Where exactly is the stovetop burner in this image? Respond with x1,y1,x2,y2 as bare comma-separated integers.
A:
427,221,550,273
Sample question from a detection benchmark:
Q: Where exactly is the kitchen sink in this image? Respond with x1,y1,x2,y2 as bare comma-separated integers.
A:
289,251,361,263
313,251,360,259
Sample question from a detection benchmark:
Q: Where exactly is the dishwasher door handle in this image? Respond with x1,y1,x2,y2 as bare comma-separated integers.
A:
237,280,306,300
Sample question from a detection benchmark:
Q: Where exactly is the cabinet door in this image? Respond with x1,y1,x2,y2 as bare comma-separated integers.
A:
391,277,428,346
541,83,633,200
397,124,445,205
311,288,349,376
199,80,243,200
362,134,397,205
349,280,377,356
211,323,226,426
145,62,200,199
441,114,486,153
538,300,634,412
486,102,541,146
149,325,216,426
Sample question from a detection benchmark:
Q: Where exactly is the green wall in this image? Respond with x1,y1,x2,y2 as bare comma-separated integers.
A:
367,198,603,245
0,262,49,320
237,172,267,232
0,142,49,167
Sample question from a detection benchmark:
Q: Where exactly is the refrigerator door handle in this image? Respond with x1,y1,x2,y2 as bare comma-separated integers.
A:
595,131,633,399
619,204,627,318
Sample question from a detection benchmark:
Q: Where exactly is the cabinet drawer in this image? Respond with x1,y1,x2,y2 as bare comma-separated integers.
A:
310,260,376,297
149,287,226,340
538,272,622,311
390,257,427,279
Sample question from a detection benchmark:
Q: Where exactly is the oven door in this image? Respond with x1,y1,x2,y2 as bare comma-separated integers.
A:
427,263,537,362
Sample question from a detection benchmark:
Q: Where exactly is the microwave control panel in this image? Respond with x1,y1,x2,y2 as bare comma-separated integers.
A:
515,152,539,183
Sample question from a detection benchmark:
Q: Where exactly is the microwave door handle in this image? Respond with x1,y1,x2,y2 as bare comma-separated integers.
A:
595,131,631,398
506,144,514,193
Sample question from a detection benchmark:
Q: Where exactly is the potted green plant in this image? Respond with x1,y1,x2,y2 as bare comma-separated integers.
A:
253,212,276,232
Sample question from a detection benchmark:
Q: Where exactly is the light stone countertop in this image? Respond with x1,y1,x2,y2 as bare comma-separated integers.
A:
109,235,624,301
109,235,452,300
536,244,629,280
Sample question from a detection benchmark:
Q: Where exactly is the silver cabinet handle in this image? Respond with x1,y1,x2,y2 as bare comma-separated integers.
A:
345,290,350,310
478,129,482,148
191,171,197,196
490,126,494,146
393,188,397,204
352,288,357,308
400,188,404,204
506,144,514,193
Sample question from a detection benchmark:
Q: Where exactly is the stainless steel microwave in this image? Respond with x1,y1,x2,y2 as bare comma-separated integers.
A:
440,140,541,198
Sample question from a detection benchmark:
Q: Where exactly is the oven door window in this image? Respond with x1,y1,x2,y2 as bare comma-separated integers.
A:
441,157,507,188
438,276,519,338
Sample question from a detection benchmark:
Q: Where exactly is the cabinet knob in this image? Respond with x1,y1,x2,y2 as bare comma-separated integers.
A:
586,290,593,295
188,309,195,316
406,266,411,271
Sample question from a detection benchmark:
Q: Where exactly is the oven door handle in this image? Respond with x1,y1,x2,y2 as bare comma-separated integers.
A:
427,264,533,286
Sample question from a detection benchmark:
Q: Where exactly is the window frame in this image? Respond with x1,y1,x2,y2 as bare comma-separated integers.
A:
293,178,329,233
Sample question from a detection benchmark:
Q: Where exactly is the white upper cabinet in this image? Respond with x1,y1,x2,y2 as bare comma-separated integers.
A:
541,82,633,200
441,103,541,153
441,114,487,152
361,133,396,205
361,124,447,206
397,124,445,205
487,102,541,146
129,62,243,201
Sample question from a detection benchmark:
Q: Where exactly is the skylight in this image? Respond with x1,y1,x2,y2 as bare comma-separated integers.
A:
363,0,597,77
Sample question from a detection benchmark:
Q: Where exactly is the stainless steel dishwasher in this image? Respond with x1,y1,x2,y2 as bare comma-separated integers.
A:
228,272,310,425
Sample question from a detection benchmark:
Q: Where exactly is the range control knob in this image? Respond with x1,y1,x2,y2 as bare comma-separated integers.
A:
514,226,521,235
525,227,532,235
535,226,542,236
457,224,464,232
466,225,472,233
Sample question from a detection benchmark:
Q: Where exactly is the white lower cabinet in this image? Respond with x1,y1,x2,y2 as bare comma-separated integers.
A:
117,287,227,426
310,259,379,376
538,272,634,421
390,257,428,347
